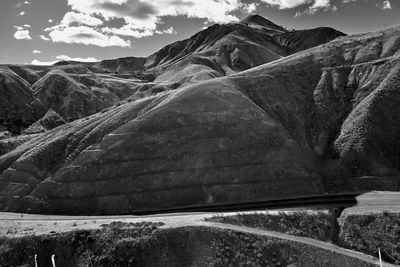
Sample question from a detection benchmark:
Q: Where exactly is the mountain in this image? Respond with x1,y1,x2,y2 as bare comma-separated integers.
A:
2,16,398,215
0,66,41,133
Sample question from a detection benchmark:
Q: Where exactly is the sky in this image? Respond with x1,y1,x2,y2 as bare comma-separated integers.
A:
0,0,399,65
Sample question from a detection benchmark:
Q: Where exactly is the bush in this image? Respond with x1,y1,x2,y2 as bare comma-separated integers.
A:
206,210,338,243
339,211,400,264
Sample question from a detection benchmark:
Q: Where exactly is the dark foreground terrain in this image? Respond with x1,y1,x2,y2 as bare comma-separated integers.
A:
209,210,400,265
0,221,385,267
0,192,398,266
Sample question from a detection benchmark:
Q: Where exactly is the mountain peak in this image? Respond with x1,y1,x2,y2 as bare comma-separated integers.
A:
240,14,285,32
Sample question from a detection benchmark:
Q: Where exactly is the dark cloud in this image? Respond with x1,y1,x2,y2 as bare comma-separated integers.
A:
95,0,157,20
169,0,194,7
73,33,97,39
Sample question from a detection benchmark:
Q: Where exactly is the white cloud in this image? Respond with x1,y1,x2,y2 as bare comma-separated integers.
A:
260,0,311,9
14,30,32,40
19,11,26,16
39,35,50,41
306,0,336,14
262,0,337,16
59,11,103,27
67,0,244,26
31,59,57,65
156,27,176,35
33,50,42,54
13,25,30,31
262,0,339,13
56,55,98,62
61,0,252,41
243,3,259,13
31,55,98,66
102,26,155,38
382,0,392,9
48,25,131,47
102,24,176,38
15,1,29,8
48,19,53,23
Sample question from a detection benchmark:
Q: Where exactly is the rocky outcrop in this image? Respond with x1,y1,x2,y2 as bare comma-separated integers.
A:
25,109,66,134
39,109,66,130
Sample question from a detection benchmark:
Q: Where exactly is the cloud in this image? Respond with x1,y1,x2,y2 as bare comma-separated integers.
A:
67,0,247,28
58,11,103,27
60,0,252,42
262,0,338,13
48,25,131,47
33,50,42,54
102,26,155,38
31,59,57,65
56,55,98,62
14,30,32,40
19,11,26,16
48,19,53,23
31,55,98,66
39,35,50,41
261,0,339,16
14,25,30,30
381,0,392,9
15,1,30,8
243,3,259,13
156,27,176,35
260,0,311,9
102,25,176,38
304,0,336,14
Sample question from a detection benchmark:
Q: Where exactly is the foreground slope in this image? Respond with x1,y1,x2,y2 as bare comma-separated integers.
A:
0,81,321,213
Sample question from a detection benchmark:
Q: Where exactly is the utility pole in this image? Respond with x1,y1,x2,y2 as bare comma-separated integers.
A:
51,254,56,267
378,247,382,267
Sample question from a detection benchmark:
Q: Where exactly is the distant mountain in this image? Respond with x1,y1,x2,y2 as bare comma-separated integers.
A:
1,15,344,125
3,16,397,215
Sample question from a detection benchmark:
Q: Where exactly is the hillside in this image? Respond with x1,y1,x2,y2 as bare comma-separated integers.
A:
1,16,399,214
